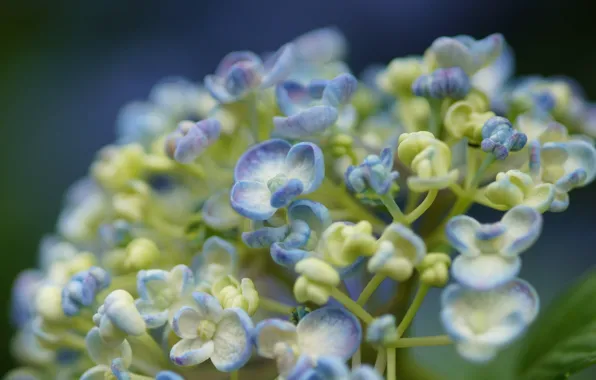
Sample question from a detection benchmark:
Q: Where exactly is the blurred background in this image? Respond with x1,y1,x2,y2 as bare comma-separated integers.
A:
1,0,595,378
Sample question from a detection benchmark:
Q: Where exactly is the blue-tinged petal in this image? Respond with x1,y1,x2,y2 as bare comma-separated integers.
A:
202,190,241,231
322,73,358,107
379,148,394,170
170,265,195,296
211,308,254,371
135,299,168,329
231,180,277,220
234,139,291,183
156,371,184,380
500,206,542,257
352,365,384,380
288,200,332,236
11,270,43,327
262,43,296,88
192,292,224,322
194,237,237,284
174,127,209,164
136,269,168,301
313,356,350,379
224,61,262,99
472,43,515,98
204,75,235,103
285,220,311,248
276,81,311,116
110,358,131,380
285,142,325,193
430,34,503,75
286,355,314,380
215,51,262,77
271,242,310,268
549,189,570,212
445,215,481,256
172,306,200,339
452,255,521,290
294,27,347,64
296,307,361,359
270,179,305,208
242,225,290,248
80,365,109,380
273,106,338,138
254,319,298,358
85,327,132,367
170,338,214,367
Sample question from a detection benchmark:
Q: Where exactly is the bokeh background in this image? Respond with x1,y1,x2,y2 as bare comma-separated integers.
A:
1,0,595,378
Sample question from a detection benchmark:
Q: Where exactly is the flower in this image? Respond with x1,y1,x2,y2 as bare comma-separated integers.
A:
211,276,259,316
135,265,195,329
273,74,358,138
444,101,496,143
205,44,295,103
169,292,253,371
288,356,383,380
345,147,399,195
164,119,221,163
254,307,361,377
417,252,452,287
366,314,398,346
201,190,241,231
156,371,185,380
397,132,459,192
231,139,324,220
81,327,132,380
480,116,527,160
293,258,340,305
427,34,504,75
376,57,425,98
93,290,146,345
368,223,426,281
484,170,555,212
61,267,110,317
446,206,542,290
412,67,471,100
318,221,377,268
440,279,539,362
11,270,44,328
192,236,237,287
472,43,515,100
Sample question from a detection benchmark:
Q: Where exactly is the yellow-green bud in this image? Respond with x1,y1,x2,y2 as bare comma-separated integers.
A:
484,170,555,212
417,253,451,287
91,144,145,192
444,101,495,143
319,222,378,267
47,252,96,285
125,238,160,270
293,258,340,305
377,57,424,98
212,276,259,316
35,285,66,323
395,97,430,133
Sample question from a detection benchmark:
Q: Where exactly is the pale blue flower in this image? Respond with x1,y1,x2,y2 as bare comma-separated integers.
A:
135,265,195,329
441,279,539,362
412,67,471,100
345,147,399,195
170,292,254,371
61,267,110,317
429,34,504,75
201,190,241,231
11,270,44,327
481,116,527,160
242,200,331,268
191,236,237,286
93,290,146,344
81,327,132,380
273,73,357,138
165,119,221,164
254,307,361,377
231,139,325,220
287,356,383,380
205,44,295,103
446,206,542,290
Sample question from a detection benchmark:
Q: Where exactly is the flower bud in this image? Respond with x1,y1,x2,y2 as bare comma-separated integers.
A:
124,238,160,271
444,101,495,143
93,290,145,344
91,144,145,192
319,222,378,267
481,116,527,160
293,258,340,305
366,315,398,346
61,266,111,317
36,285,66,323
412,67,471,100
211,276,260,316
417,253,451,287
377,57,424,97
484,170,555,213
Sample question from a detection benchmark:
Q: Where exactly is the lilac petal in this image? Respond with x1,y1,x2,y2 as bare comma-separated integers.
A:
284,220,311,248
204,75,236,104
254,319,298,358
296,307,361,359
322,73,358,107
270,178,304,208
446,215,481,257
211,308,254,371
452,255,521,290
379,148,394,170
195,118,221,142
293,27,347,63
215,51,262,78
174,127,208,163
234,139,292,182
314,356,350,378
276,81,312,116
230,180,277,221
285,142,325,193
288,200,332,236
242,225,290,248
261,43,296,88
500,206,542,257
224,61,263,99
170,338,214,367
271,242,309,268
273,106,338,138
156,371,184,380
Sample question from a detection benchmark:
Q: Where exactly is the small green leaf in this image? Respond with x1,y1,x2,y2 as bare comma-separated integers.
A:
516,268,596,380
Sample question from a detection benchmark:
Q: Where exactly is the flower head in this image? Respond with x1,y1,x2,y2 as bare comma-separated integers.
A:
428,34,504,75
288,356,383,380
164,119,221,163
231,139,324,220
446,206,542,290
441,279,539,362
345,147,399,195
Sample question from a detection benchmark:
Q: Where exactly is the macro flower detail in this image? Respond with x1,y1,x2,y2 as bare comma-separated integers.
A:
440,279,539,362
288,356,383,380
164,119,221,164
192,236,237,287
135,265,195,329
293,258,340,305
169,292,254,370
211,276,259,316
104,238,161,275
201,190,241,231
397,132,459,191
515,113,569,144
366,314,398,346
417,253,452,287
412,67,471,100
484,170,555,212
91,144,146,192
81,327,132,380
368,223,426,281
428,33,504,75
254,307,361,377
205,44,295,103
61,267,110,317
318,221,377,268
345,147,399,195
480,116,527,160
539,140,596,190
93,290,146,345
446,206,542,290
231,139,324,220
273,73,358,138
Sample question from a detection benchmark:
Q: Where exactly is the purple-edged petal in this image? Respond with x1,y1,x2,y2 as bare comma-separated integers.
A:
500,206,542,257
202,190,241,231
205,75,235,103
231,180,277,221
296,307,361,359
452,255,521,290
312,356,350,378
174,127,209,163
135,299,168,329
276,81,312,116
322,73,358,107
242,225,290,248
270,178,305,208
254,319,298,358
288,200,332,236
172,306,201,339
156,371,184,380
261,43,296,88
215,51,262,77
170,338,214,367
446,215,481,256
270,243,310,268
234,139,291,182
191,292,223,322
211,308,254,371
286,142,325,193
273,106,339,138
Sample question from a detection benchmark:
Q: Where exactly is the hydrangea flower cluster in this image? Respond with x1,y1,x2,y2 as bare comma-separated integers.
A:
7,28,596,380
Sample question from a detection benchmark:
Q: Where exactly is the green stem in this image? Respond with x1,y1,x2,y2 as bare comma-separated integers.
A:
374,349,387,374
330,288,374,324
259,298,294,315
379,193,406,223
405,190,438,224
387,348,397,380
230,370,239,380
60,332,87,350
357,274,386,306
397,284,430,337
247,93,259,142
427,98,442,137
469,154,495,190
404,191,420,214
388,335,452,348
351,347,361,369
128,333,167,367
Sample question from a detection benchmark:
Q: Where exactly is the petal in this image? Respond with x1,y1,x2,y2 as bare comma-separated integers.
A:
172,306,200,339
446,215,481,256
261,43,296,88
155,371,184,380
563,140,596,186
204,75,235,103
549,189,570,212
378,223,426,265
194,237,237,284
286,142,325,193
276,81,313,116
169,265,195,296
500,206,542,256
455,341,499,363
135,299,168,329
296,307,361,359
430,37,477,74
80,365,109,380
286,355,314,379
136,269,168,301
170,338,214,367
270,178,305,208
270,243,310,268
242,225,290,248
211,308,254,371
230,181,277,221
174,128,209,163
452,255,521,290
273,106,338,138
288,200,332,236
192,292,224,322
284,220,311,248
313,356,350,378
352,365,384,380
202,190,241,231
322,73,358,107
293,27,347,63
254,319,298,358
85,327,132,367
234,139,291,183
525,183,555,212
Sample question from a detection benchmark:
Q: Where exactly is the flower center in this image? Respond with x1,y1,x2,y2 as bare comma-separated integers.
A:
267,174,288,193
196,320,217,341
468,311,490,334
